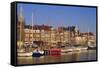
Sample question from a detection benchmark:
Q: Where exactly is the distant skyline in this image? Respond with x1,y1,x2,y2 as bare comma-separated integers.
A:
17,3,96,34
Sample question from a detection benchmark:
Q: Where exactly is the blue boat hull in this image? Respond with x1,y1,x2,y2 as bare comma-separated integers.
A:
32,52,43,57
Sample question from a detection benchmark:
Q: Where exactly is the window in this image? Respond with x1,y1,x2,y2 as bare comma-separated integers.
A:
24,29,30,33
36,30,40,33
24,38,29,41
25,34,29,37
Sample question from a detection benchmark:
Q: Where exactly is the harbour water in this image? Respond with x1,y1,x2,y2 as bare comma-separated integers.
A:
17,50,97,65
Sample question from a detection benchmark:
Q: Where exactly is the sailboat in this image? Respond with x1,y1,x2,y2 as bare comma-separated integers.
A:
87,29,96,49
31,12,44,57
74,25,89,51
18,6,32,57
87,37,96,49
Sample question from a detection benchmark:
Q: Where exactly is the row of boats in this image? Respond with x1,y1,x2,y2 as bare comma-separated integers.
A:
18,48,61,57
18,44,96,57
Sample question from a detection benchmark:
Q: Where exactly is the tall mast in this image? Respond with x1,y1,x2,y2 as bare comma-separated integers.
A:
20,5,23,19
32,12,34,44
47,17,51,44
57,20,59,42
57,20,61,42
68,26,70,44
87,28,89,43
61,20,64,42
19,6,23,47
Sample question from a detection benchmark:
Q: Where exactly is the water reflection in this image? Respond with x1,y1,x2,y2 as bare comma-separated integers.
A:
17,50,96,65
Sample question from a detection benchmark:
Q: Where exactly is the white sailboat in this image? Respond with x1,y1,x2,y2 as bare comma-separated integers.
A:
31,12,44,57
18,7,32,57
87,29,96,49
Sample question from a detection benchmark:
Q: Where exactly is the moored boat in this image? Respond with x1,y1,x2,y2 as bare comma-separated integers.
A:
32,50,44,57
44,48,61,56
88,45,96,49
61,48,73,53
32,52,43,57
18,52,32,57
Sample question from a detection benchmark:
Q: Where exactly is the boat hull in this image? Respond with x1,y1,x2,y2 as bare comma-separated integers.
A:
18,52,32,57
32,52,43,57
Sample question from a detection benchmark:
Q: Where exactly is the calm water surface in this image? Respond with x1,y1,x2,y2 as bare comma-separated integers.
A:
17,50,97,65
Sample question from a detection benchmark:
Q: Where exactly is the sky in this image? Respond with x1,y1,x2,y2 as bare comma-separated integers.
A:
17,3,96,34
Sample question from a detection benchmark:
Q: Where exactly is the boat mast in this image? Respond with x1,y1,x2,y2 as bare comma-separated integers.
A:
57,20,59,43
68,26,70,44
32,12,34,45
19,6,23,48
57,20,61,42
77,25,79,44
62,21,64,42
47,18,51,46
87,28,89,45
